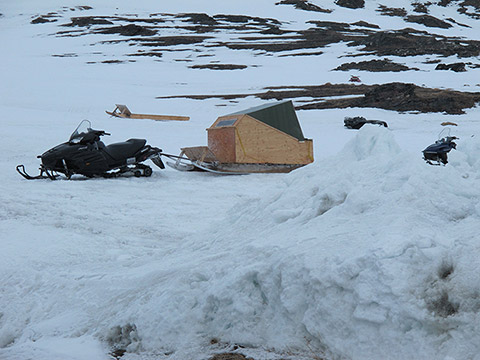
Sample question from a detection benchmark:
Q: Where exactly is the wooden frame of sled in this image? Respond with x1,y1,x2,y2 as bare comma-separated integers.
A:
106,104,190,121
166,146,306,174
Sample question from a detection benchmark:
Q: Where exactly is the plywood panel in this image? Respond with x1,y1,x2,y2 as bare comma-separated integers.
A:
181,146,218,162
234,115,314,164
207,127,236,163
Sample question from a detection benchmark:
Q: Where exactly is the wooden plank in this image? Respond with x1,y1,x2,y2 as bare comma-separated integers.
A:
129,114,190,121
207,127,236,163
181,146,218,163
234,115,314,165
106,104,190,121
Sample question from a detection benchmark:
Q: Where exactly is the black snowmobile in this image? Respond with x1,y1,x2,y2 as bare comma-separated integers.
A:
17,120,165,180
422,130,458,165
344,116,388,130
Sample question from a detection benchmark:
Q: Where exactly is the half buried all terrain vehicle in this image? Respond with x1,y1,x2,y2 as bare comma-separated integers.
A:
422,129,458,165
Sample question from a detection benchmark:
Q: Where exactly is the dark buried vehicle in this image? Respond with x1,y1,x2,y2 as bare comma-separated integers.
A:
344,116,388,129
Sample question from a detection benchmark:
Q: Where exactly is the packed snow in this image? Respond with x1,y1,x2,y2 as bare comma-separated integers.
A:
1,0,480,359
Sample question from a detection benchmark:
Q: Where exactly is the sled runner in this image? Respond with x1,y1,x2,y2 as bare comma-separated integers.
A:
164,146,305,175
106,104,190,121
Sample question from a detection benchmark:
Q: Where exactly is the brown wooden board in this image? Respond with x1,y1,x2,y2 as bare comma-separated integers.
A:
207,126,236,163
181,146,218,163
106,104,189,121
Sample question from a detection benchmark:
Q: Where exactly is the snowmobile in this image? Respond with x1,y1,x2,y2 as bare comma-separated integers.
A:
16,120,165,180
422,129,458,165
344,116,388,130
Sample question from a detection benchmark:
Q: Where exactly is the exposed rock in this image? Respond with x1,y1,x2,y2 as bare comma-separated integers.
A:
351,28,480,58
435,62,467,72
31,16,56,24
352,21,380,29
213,14,280,25
357,82,480,114
137,36,211,47
335,0,365,9
377,5,407,17
127,51,162,58
334,59,418,72
65,16,114,27
190,64,247,70
458,0,480,19
209,353,253,360
278,50,323,57
159,82,480,115
405,15,452,28
276,0,332,13
412,2,430,13
177,13,218,25
96,24,157,36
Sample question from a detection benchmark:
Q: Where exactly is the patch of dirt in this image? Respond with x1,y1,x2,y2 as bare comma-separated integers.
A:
101,60,127,64
458,0,480,19
350,28,480,58
127,51,162,58
209,353,254,360
335,0,365,9
276,0,333,13
435,62,467,72
334,59,418,72
352,21,380,29
95,24,157,36
213,14,280,25
64,16,114,27
158,82,480,115
278,50,324,57
377,5,407,17
405,14,452,28
31,14,59,24
190,64,247,70
136,35,212,47
412,2,430,13
176,13,218,25
52,53,78,57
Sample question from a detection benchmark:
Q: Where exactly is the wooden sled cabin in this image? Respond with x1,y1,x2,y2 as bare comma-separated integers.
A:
168,101,314,174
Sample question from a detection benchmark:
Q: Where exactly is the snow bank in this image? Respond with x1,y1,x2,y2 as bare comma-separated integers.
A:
134,125,480,359
11,125,480,360
2,122,480,360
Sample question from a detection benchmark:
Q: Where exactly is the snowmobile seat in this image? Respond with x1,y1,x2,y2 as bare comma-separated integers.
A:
104,139,146,160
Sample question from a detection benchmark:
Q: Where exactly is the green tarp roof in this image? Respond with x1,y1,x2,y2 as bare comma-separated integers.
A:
226,100,305,141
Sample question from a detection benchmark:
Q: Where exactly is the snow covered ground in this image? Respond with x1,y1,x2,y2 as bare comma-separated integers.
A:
1,1,480,359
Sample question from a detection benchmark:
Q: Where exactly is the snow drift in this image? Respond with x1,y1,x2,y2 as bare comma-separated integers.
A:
186,126,480,359
4,126,480,360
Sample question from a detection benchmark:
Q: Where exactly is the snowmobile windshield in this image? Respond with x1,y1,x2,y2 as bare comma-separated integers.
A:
437,127,451,140
69,120,92,144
